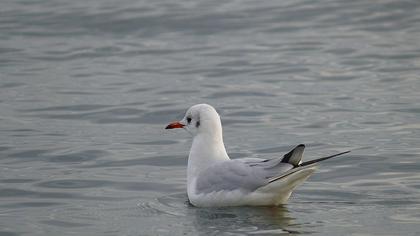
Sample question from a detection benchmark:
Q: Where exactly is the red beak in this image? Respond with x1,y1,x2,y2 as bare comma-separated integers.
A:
165,121,185,129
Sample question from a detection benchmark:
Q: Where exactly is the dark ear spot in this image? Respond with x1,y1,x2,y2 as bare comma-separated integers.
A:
196,121,200,128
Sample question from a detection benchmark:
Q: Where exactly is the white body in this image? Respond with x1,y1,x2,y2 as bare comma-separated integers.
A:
167,104,318,207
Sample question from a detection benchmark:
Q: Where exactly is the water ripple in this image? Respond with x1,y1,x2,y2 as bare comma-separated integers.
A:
36,179,181,192
7,150,107,163
87,155,187,168
2,0,420,235
0,188,122,201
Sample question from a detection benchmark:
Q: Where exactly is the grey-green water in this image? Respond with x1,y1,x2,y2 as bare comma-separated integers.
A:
1,0,420,235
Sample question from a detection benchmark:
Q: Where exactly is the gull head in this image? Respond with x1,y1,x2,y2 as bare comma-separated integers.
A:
165,104,222,137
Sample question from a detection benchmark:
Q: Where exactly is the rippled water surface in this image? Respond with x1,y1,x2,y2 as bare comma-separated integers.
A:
1,0,420,235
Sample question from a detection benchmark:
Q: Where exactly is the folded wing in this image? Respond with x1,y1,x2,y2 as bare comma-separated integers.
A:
195,144,307,194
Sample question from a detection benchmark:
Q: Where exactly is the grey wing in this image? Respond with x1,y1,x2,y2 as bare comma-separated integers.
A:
195,144,306,194
195,158,294,194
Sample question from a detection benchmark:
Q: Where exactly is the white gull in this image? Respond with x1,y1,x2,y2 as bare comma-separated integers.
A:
165,104,349,207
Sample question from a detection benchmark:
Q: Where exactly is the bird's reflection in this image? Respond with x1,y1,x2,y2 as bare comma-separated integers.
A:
188,203,301,235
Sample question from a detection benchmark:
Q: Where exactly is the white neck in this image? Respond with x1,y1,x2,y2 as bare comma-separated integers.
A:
187,132,229,185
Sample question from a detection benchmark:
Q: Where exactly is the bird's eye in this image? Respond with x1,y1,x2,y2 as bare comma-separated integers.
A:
187,117,192,123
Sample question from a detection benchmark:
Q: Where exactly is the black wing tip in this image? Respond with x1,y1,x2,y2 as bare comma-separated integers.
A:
299,150,351,167
334,150,351,156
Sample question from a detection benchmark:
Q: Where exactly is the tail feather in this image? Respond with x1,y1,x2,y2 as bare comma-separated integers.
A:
269,150,351,184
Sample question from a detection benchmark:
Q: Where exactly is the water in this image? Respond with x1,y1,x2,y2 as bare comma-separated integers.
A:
1,0,420,235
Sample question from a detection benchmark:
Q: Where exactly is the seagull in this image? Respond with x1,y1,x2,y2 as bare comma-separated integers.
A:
165,104,350,207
